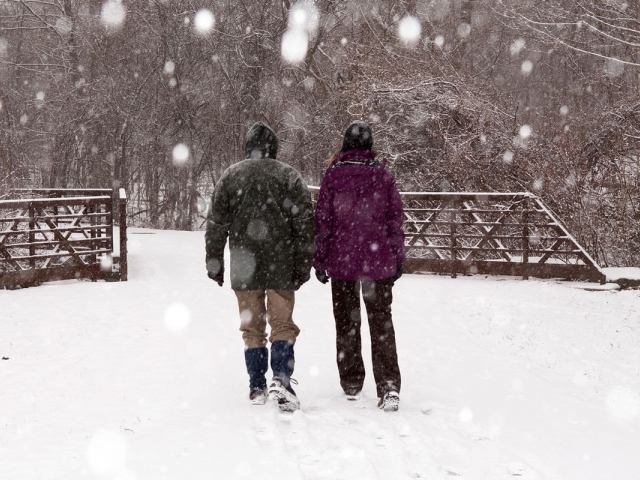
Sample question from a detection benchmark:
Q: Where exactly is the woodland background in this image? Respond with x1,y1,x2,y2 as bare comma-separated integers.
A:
1,0,639,267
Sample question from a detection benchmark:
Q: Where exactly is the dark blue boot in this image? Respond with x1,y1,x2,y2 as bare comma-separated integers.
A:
245,347,268,403
268,341,299,411
270,340,294,386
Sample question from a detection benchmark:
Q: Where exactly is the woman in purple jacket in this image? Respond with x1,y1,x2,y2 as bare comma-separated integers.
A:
314,121,405,412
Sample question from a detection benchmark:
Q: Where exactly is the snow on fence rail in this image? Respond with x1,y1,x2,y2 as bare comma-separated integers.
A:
0,188,128,289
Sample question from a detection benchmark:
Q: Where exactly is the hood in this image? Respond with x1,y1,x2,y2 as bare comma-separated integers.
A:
244,122,278,159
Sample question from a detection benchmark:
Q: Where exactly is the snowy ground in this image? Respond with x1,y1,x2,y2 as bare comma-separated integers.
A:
1,228,640,480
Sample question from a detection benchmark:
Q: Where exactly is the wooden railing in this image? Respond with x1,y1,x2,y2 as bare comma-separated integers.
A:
0,188,128,289
401,192,606,283
309,187,605,283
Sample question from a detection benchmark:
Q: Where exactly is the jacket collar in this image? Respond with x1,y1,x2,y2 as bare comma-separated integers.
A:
331,149,378,167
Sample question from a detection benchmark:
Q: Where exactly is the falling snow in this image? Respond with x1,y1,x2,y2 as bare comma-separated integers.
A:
163,302,191,332
456,22,471,38
55,17,73,36
281,29,308,64
194,9,215,35
604,57,625,77
519,125,532,139
163,60,175,75
532,178,544,191
289,1,319,33
510,38,526,55
100,255,113,272
281,1,319,64
398,16,422,46
100,0,126,29
172,143,189,165
2,0,640,477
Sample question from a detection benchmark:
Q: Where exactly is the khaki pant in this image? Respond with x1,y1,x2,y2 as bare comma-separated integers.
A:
235,290,300,349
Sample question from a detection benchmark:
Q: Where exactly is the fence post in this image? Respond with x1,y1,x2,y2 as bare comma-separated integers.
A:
522,197,530,280
119,188,128,281
450,200,458,279
28,202,36,273
90,202,98,281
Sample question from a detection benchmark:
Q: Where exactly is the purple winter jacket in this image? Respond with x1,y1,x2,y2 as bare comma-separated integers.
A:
314,149,405,281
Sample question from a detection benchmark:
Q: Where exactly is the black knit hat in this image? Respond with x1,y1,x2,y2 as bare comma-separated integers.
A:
341,121,373,152
245,122,278,159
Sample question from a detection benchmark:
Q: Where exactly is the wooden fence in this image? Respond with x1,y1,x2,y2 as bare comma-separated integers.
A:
309,187,605,283
0,188,128,289
401,192,606,283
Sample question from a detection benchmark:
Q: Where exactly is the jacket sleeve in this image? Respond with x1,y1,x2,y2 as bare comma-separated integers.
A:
204,173,230,275
289,174,315,280
313,175,333,271
386,173,406,265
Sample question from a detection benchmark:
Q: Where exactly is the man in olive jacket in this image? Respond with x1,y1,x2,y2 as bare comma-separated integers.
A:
205,122,314,411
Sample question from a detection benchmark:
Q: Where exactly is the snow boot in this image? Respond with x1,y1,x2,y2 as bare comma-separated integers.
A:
245,347,268,405
378,391,400,412
268,378,300,412
249,387,268,405
345,392,361,401
344,385,362,401
268,340,299,412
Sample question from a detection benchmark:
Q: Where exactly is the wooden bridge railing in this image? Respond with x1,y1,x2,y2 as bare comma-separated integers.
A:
0,188,128,289
401,192,606,283
309,187,605,283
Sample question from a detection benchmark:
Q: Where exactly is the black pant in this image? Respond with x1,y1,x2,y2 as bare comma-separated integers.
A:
331,278,401,398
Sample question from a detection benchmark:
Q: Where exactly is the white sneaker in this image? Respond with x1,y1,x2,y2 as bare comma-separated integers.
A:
378,391,399,412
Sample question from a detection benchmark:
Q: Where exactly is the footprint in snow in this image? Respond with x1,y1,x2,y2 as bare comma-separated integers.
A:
255,420,276,441
375,430,391,448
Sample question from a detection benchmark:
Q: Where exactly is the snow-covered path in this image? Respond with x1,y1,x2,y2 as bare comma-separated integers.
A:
1,229,639,480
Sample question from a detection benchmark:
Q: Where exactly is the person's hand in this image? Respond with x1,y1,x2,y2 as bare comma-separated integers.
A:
208,270,224,287
292,271,310,291
315,269,329,284
391,264,403,284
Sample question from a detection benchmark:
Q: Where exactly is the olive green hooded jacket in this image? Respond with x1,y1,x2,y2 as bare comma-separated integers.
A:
205,123,314,291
